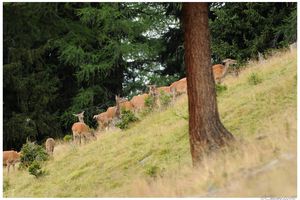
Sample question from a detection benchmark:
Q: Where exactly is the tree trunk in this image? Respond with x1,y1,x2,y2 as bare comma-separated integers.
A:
183,3,235,166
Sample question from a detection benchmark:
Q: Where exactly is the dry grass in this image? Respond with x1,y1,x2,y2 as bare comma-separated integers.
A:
3,49,297,197
127,106,296,197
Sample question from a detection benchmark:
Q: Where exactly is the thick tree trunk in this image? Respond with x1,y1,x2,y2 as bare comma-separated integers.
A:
183,3,235,166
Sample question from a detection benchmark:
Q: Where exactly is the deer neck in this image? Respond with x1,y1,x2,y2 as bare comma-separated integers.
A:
78,117,84,123
221,63,230,78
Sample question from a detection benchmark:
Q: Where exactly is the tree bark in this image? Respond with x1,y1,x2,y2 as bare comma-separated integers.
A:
183,3,235,166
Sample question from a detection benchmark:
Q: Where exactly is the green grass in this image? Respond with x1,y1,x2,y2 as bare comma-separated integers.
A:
3,50,297,197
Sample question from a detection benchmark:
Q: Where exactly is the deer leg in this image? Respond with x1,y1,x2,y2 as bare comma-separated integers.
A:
172,91,176,104
76,135,80,145
7,162,10,174
73,134,76,145
84,134,89,144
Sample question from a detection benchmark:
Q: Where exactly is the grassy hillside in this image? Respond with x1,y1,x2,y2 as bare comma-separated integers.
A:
3,49,297,197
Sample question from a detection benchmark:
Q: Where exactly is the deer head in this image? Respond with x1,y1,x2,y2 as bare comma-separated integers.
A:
221,59,237,78
222,58,237,66
93,114,99,120
73,111,85,123
147,84,157,97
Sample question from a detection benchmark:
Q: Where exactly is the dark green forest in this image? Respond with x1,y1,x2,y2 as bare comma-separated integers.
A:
3,2,296,150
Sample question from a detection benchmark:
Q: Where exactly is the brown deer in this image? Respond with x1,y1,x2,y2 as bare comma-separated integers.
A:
45,138,55,156
115,95,134,116
72,111,96,145
93,105,118,131
212,58,237,84
170,77,187,101
3,150,21,174
157,86,172,94
148,85,174,108
146,84,161,108
130,93,149,113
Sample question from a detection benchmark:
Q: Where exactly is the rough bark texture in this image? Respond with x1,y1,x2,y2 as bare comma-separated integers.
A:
183,3,235,166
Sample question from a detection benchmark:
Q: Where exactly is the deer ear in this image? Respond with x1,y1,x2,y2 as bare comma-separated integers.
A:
81,111,85,115
73,114,77,117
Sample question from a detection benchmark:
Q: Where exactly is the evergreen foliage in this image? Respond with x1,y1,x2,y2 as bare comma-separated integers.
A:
28,160,47,178
19,141,49,168
210,2,297,63
3,3,167,149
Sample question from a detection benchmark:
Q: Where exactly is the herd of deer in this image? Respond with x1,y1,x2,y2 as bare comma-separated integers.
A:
3,59,237,174
70,58,238,142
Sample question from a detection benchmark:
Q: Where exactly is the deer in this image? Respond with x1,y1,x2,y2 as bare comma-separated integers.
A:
157,86,172,94
72,111,96,145
115,95,134,116
130,93,149,113
170,77,187,101
3,150,21,174
45,138,55,156
212,58,237,84
147,85,175,108
146,85,161,108
93,106,118,131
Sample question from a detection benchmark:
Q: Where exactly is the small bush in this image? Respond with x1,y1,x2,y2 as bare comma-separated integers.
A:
116,109,139,130
145,165,159,178
215,84,228,94
248,72,263,85
28,160,47,178
159,91,172,107
20,141,48,168
63,134,73,142
144,95,156,111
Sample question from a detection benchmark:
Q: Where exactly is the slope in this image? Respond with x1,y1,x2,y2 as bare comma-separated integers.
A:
3,49,297,197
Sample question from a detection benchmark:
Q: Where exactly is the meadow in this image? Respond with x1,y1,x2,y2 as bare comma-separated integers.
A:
3,49,297,197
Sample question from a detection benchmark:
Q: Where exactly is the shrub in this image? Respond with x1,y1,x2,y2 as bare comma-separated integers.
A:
159,91,172,107
145,165,159,178
146,165,159,177
28,160,47,178
248,72,263,85
144,95,156,111
63,134,73,142
215,84,228,94
116,109,139,130
20,141,48,168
